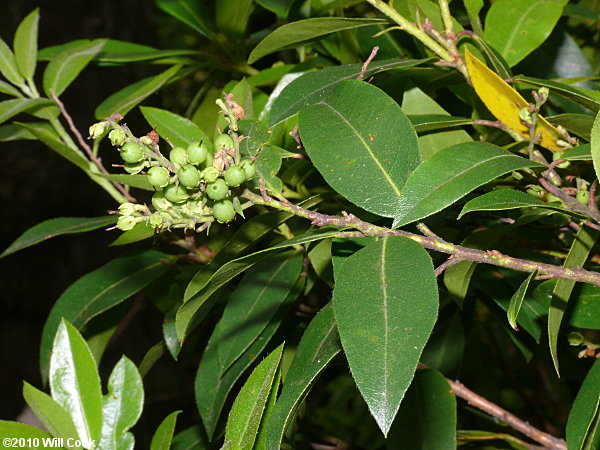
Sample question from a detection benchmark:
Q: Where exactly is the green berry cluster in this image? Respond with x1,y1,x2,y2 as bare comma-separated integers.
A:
89,119,257,232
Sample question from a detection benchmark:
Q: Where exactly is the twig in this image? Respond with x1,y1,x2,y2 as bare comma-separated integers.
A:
242,189,600,286
357,46,379,81
50,91,136,202
540,177,600,222
590,180,599,217
435,256,460,276
416,223,438,238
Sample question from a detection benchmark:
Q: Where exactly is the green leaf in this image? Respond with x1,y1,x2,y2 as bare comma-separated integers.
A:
547,114,594,141
155,0,213,37
421,313,465,378
110,222,156,247
484,0,568,66
591,110,600,183
393,142,542,227
569,284,600,330
252,145,283,194
176,228,339,341
265,304,341,448
515,76,600,113
40,250,173,382
300,80,419,220
94,65,181,119
43,39,106,97
567,358,600,450
216,0,254,40
463,0,484,35
564,144,592,161
196,280,302,439
150,411,181,450
248,17,387,64
98,173,155,191
256,0,296,18
387,369,456,449
0,122,56,141
22,382,80,445
139,342,166,378
408,114,473,133
49,320,103,445
333,236,438,435
223,345,284,449
0,80,23,97
99,357,144,450
13,8,39,81
171,426,207,450
458,190,575,219
1,216,116,259
17,122,90,170
140,106,212,152
0,38,25,86
269,58,430,126
549,227,598,375
0,98,54,126
507,271,538,331
218,252,302,373
0,422,53,447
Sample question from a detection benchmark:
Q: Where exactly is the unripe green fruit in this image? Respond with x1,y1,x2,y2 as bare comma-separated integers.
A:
109,129,126,147
149,214,164,228
241,159,256,180
545,193,560,203
117,216,137,231
89,121,109,139
187,142,208,165
206,178,229,200
205,151,214,169
152,191,173,211
224,165,246,187
120,142,145,163
577,190,590,205
139,136,153,146
124,161,145,174
202,167,220,183
214,134,234,151
213,199,235,223
163,183,189,203
170,147,188,167
178,164,201,188
148,166,170,188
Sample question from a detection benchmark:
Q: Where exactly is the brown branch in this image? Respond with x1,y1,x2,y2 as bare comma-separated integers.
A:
357,46,379,81
242,190,600,286
435,256,460,276
50,91,136,202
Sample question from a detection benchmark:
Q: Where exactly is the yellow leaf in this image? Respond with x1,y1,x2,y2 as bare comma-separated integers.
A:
465,48,563,152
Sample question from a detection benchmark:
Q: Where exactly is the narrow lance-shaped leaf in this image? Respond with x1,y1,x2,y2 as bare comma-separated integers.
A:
0,79,23,97
549,227,598,375
13,8,39,81
0,38,25,86
507,270,538,331
155,0,213,38
0,98,54,126
40,250,173,382
223,345,284,450
265,303,342,448
333,236,438,436
49,320,103,445
256,0,296,18
98,357,144,450
566,358,600,450
300,80,419,221
393,141,542,227
150,411,181,450
1,216,116,259
248,17,387,63
43,39,107,97
0,421,53,446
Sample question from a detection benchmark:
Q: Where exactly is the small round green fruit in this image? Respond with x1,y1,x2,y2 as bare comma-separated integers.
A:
163,183,189,203
241,159,256,180
214,134,234,151
224,165,246,187
120,142,145,163
117,216,137,231
202,167,220,183
152,191,173,211
108,129,126,147
169,147,188,167
124,161,145,174
178,164,201,188
147,166,170,188
206,178,229,200
577,190,590,205
187,142,208,165
213,199,235,223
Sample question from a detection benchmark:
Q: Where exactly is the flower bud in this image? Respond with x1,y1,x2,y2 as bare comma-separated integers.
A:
139,136,153,146
117,216,137,231
108,129,126,147
89,121,109,139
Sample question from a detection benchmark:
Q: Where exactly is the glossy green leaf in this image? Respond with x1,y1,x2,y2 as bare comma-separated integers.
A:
248,17,387,64
0,38,25,86
567,358,600,450
484,0,568,66
564,144,592,161
0,98,54,126
1,216,116,259
569,284,600,330
393,142,542,227
110,222,155,247
13,8,39,81
140,106,212,152
300,80,419,220
196,280,302,439
252,145,283,194
49,320,103,445
150,411,181,450
269,57,430,126
98,357,144,450
43,39,106,97
549,227,598,375
507,271,537,331
265,303,341,448
458,190,575,219
408,114,473,133
98,173,154,191
94,65,181,119
547,114,594,141
0,122,55,141
0,421,53,447
0,80,23,97
218,252,302,373
216,0,254,40
40,250,173,382
591,110,600,182
387,369,456,449
139,342,166,378
253,363,281,450
177,228,339,341
223,345,284,450
333,236,438,435
515,76,600,113
256,0,296,18
22,382,80,445
155,0,213,37
402,87,472,160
